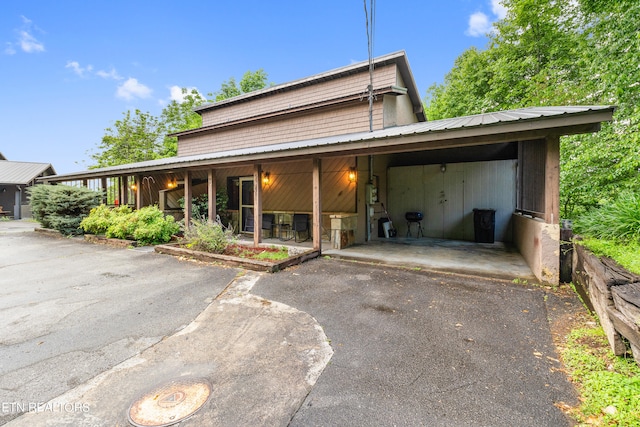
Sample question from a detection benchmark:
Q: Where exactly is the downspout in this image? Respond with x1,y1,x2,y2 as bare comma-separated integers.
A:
14,185,22,219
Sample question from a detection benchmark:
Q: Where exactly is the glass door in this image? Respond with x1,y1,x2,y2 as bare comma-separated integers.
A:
240,177,254,232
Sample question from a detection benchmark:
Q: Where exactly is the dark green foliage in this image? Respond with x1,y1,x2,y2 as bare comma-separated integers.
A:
424,0,640,219
28,185,102,235
178,189,230,225
574,192,640,243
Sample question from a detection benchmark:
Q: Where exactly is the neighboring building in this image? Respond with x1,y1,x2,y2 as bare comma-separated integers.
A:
42,51,615,284
0,154,56,219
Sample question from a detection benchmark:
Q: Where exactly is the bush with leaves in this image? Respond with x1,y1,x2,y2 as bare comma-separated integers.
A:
182,219,235,254
80,204,132,235
28,184,102,235
103,205,179,245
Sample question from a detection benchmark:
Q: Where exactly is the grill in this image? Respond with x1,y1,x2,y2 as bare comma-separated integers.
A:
405,211,424,238
405,212,424,222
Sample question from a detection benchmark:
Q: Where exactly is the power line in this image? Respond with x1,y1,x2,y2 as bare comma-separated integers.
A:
364,0,376,132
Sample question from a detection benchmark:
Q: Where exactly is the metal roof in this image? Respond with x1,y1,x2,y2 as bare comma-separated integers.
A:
44,105,615,182
0,160,56,185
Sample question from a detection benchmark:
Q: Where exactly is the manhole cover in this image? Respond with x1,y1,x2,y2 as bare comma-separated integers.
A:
128,377,212,427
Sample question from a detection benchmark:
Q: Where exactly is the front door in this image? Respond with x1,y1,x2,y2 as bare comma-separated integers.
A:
240,177,254,232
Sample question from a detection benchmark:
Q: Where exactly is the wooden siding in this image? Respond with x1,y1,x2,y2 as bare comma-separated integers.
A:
211,158,356,213
517,139,546,217
178,101,383,157
201,64,398,127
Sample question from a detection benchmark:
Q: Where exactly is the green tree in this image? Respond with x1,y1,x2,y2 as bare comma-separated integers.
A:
213,69,270,101
91,70,271,167
424,0,639,218
159,88,208,157
91,109,165,168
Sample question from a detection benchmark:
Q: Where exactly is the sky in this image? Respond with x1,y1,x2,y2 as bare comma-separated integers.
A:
1,1,506,174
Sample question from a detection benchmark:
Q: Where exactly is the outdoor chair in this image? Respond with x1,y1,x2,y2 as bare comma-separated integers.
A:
244,211,275,237
292,213,310,242
262,213,275,238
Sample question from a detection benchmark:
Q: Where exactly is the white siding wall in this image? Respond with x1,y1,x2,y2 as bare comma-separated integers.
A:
387,160,517,242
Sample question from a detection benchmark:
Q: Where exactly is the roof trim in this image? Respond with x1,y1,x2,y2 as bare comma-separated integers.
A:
0,160,56,185
42,106,615,182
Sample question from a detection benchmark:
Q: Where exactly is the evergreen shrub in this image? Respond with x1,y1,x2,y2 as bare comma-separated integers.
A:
28,185,102,235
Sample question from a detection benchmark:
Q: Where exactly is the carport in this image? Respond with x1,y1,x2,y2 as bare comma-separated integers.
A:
43,105,615,284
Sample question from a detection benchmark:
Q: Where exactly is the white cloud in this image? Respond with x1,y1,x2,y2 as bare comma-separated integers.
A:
5,16,45,54
96,68,122,80
168,85,201,102
465,0,508,38
65,61,93,77
466,12,492,37
491,0,508,19
116,77,152,100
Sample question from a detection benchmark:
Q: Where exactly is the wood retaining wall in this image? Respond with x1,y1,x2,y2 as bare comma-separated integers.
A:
573,243,640,366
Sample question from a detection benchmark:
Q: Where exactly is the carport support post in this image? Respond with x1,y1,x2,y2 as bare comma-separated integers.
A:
253,164,263,247
207,169,216,224
184,170,192,230
135,175,142,210
101,177,107,204
312,158,322,252
544,135,560,224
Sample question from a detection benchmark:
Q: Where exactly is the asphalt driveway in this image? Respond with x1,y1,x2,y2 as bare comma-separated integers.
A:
0,222,579,426
252,261,578,426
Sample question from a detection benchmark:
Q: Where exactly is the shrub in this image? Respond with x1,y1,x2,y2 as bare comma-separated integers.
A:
104,205,179,245
182,219,235,253
80,204,178,244
28,185,102,235
80,205,132,235
130,206,180,245
574,191,640,243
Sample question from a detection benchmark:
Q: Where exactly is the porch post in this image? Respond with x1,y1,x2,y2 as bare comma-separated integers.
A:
253,164,263,247
312,158,322,252
120,175,128,206
135,175,142,210
208,169,216,224
544,135,560,224
184,170,192,229
101,177,107,204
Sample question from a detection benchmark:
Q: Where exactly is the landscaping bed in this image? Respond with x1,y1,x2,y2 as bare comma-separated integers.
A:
155,242,319,273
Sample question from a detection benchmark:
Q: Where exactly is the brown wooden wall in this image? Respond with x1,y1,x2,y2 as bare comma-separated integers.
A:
200,64,398,127
178,101,384,157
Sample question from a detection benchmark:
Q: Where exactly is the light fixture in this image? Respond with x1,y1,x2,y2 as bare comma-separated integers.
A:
262,172,271,186
130,183,137,191
167,177,177,189
348,167,357,183
440,163,447,173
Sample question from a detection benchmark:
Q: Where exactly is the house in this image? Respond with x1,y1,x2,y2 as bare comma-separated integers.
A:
0,154,56,219
42,51,615,284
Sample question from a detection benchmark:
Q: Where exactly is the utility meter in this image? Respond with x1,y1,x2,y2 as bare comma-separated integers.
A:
366,184,378,204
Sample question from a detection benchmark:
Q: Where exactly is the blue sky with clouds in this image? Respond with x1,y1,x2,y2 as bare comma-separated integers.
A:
1,1,506,174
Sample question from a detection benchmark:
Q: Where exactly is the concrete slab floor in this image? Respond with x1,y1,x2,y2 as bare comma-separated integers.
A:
324,238,536,282
244,233,537,282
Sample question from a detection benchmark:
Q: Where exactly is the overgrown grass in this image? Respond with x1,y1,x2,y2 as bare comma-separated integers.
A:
573,191,640,274
576,237,640,275
562,325,640,426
